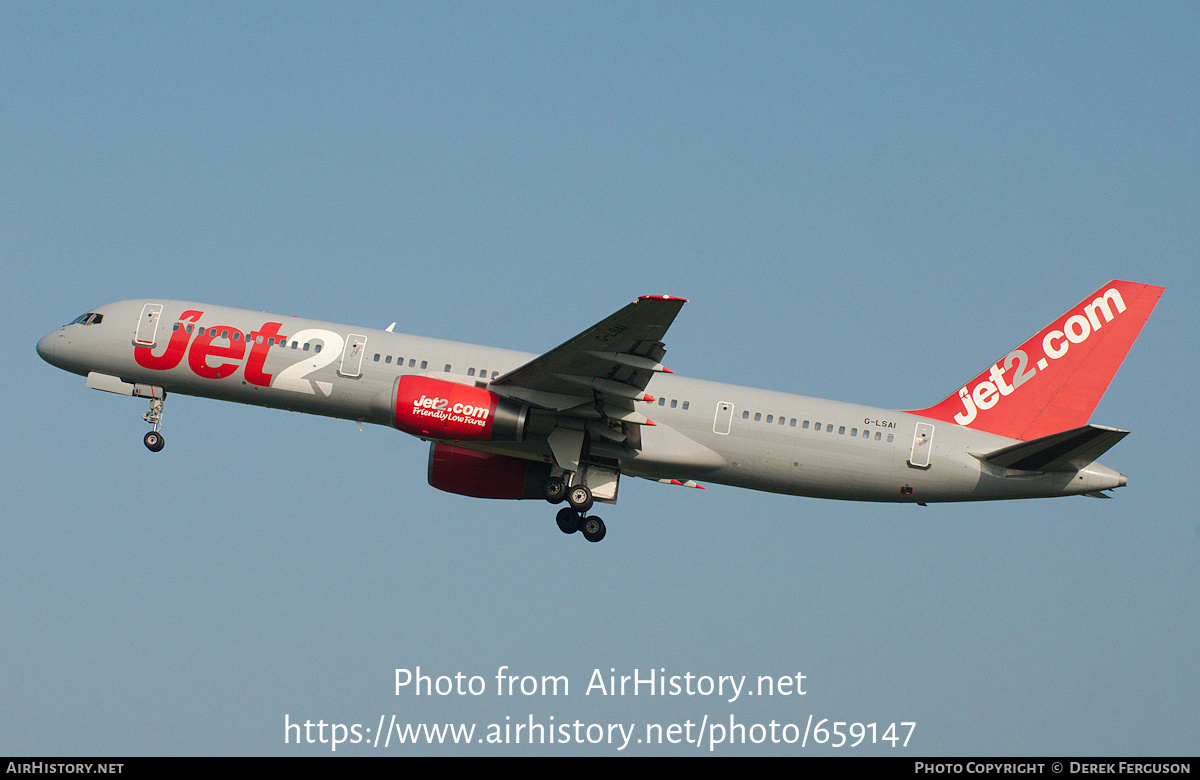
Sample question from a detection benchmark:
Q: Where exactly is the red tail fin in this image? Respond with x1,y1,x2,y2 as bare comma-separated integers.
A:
906,280,1164,441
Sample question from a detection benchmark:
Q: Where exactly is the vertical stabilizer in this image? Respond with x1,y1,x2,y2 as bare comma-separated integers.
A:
906,280,1164,440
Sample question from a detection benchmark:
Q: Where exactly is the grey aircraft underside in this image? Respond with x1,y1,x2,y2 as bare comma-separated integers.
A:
37,280,1164,542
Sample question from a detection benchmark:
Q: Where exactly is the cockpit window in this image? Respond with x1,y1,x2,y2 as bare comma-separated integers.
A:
67,312,103,326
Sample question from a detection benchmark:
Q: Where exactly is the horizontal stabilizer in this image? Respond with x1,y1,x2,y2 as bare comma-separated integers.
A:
982,424,1128,472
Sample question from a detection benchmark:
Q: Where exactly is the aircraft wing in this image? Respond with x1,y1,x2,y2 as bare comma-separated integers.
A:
489,295,687,451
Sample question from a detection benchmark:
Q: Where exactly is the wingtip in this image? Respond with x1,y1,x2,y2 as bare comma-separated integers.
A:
638,294,689,303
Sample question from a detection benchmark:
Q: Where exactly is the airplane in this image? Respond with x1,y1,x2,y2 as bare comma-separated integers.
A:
37,279,1163,543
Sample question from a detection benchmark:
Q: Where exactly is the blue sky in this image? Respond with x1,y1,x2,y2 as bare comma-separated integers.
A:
3,2,1196,755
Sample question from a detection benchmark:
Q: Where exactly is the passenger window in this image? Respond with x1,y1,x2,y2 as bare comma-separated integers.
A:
766,414,773,423
803,420,810,429
754,413,762,421
671,400,678,408
468,368,475,377
682,401,689,410
659,398,666,406
420,361,428,369
444,364,452,372
887,434,894,443
742,411,750,419
385,355,392,364
838,426,846,434
875,432,881,440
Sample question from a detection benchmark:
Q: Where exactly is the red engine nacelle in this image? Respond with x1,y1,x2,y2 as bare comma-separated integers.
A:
427,443,551,500
392,375,527,442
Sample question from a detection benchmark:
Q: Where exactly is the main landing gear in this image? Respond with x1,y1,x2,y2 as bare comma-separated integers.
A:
142,392,166,452
544,477,606,543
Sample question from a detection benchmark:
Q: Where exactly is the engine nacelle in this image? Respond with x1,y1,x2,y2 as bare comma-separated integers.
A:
427,443,550,500
392,375,527,442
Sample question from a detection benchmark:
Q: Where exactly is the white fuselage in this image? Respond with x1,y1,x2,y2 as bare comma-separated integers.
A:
37,299,1126,504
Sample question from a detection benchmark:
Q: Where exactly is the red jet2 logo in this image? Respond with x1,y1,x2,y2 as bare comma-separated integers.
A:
132,309,348,395
951,287,1127,426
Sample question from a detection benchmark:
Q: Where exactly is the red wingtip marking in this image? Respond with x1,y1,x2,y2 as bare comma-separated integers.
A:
638,295,689,302
662,368,674,374
646,419,657,426
643,394,655,402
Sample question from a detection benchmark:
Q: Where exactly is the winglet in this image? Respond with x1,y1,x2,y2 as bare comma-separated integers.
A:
906,280,1164,440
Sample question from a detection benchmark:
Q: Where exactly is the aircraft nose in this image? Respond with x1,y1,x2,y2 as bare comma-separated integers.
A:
36,330,58,364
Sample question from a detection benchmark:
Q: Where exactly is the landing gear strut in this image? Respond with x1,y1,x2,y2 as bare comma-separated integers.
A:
142,392,166,452
547,477,605,543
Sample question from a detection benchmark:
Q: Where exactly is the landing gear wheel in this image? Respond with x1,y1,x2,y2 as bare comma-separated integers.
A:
567,484,593,513
543,477,567,504
143,431,165,452
581,516,606,543
556,507,581,534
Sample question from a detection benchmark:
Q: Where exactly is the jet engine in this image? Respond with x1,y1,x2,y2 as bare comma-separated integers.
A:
426,443,550,499
392,375,527,442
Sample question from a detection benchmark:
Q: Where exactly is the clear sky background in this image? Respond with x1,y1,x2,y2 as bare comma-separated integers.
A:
3,2,1196,756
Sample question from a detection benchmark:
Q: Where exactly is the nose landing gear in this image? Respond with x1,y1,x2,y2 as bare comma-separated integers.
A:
142,392,166,452
143,430,165,452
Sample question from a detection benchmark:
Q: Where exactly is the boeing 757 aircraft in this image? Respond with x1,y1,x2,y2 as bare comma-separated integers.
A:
37,280,1163,542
